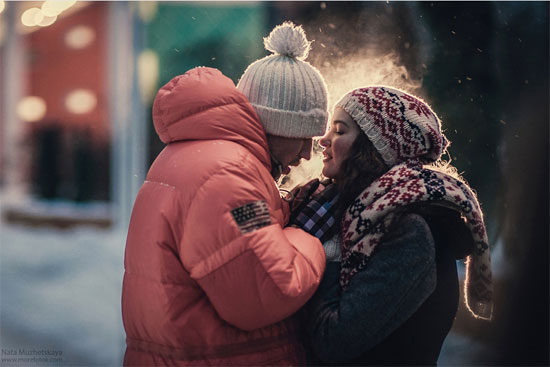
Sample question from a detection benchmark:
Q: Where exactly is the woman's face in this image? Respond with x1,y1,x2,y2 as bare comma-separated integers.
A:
319,107,361,179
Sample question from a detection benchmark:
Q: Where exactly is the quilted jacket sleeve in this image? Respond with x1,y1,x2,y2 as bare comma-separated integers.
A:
180,158,326,331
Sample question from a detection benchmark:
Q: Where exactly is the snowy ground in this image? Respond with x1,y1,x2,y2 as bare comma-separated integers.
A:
1,221,126,366
0,217,503,366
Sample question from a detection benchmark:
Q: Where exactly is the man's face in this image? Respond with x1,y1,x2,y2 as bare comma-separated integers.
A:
267,135,313,175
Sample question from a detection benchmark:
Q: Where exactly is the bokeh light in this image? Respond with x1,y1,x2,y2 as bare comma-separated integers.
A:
0,1,5,15
65,25,95,49
41,0,76,17
16,96,47,122
38,14,57,27
41,1,63,17
65,89,97,114
21,8,43,27
137,1,158,23
137,49,159,103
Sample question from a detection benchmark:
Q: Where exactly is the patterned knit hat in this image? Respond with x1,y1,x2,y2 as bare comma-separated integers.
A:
336,86,449,166
237,22,329,138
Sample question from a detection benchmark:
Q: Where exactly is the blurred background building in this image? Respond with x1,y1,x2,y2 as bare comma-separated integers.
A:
0,1,548,366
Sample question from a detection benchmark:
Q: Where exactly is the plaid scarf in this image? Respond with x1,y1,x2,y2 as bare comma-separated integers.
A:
290,183,339,244
341,159,493,320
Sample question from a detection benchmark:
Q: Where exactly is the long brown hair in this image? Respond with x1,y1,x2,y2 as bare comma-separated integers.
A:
333,132,389,223
332,131,462,228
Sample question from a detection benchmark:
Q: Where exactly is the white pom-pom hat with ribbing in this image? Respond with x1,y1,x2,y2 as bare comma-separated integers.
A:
237,22,329,138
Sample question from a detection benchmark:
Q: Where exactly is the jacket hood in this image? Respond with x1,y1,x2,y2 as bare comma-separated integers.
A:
152,67,270,169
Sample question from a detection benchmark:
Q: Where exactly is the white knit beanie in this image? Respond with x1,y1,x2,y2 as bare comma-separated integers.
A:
237,22,329,138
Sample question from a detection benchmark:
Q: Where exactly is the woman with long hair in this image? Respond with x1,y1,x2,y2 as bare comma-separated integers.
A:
292,86,493,366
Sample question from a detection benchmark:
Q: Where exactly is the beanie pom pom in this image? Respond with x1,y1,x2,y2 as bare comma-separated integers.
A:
263,21,311,60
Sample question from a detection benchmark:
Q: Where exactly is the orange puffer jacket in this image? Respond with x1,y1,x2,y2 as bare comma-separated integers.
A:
122,67,326,366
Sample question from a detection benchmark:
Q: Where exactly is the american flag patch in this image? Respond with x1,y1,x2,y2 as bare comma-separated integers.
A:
231,200,271,234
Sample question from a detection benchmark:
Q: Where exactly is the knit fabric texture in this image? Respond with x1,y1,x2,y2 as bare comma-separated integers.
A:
323,234,342,262
336,86,449,166
340,159,493,320
237,22,329,138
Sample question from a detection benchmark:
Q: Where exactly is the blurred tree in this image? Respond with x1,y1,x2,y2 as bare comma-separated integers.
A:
419,2,503,231
482,2,549,365
143,3,269,164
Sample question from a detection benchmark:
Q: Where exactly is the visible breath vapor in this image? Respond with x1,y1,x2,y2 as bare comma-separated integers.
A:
318,51,423,108
281,51,423,191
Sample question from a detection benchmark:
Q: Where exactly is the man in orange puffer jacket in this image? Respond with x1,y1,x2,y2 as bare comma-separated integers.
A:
122,22,330,366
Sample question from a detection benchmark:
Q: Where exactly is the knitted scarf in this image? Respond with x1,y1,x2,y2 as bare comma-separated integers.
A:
340,159,493,320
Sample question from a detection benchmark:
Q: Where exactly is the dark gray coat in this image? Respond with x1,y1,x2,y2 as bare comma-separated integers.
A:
306,208,473,366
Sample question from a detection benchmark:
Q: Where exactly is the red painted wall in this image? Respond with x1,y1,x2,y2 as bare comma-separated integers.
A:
27,2,109,143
